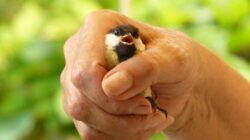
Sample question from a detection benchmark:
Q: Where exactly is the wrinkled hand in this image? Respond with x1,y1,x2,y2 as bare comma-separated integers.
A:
61,10,202,139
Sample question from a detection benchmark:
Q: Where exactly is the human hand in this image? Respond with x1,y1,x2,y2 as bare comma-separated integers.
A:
100,11,201,118
61,10,175,140
97,10,209,136
62,9,250,140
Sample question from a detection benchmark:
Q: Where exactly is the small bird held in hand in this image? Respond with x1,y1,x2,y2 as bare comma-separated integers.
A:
104,24,167,116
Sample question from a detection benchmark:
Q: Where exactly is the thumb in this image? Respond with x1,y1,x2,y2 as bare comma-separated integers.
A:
102,41,192,100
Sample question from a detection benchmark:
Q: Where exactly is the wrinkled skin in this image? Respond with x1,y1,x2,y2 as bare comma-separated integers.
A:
61,10,250,140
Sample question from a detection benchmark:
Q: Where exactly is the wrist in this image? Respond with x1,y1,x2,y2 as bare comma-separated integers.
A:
163,44,226,139
165,44,250,140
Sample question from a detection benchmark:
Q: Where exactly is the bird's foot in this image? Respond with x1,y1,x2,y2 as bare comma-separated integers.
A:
145,96,168,117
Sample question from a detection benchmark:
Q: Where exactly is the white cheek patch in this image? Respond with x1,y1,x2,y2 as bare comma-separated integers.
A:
105,33,120,50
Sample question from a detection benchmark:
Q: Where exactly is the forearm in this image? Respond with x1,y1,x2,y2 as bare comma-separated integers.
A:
208,48,250,139
165,45,250,140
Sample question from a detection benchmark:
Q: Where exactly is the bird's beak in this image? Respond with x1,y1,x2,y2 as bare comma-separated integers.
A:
120,34,134,45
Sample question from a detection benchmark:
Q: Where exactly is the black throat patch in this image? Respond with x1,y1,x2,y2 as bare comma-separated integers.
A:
115,42,136,62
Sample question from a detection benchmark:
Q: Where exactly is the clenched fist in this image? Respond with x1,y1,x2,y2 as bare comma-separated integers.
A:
61,10,250,140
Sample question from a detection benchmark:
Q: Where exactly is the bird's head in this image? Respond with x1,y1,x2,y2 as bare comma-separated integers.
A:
105,24,139,62
105,24,139,47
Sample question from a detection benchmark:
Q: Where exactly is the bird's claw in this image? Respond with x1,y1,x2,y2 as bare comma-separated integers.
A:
145,96,168,117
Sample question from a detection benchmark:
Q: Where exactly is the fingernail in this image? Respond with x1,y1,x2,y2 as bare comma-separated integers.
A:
132,105,152,114
102,71,133,96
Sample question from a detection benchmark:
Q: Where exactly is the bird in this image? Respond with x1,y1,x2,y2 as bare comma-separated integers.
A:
104,24,167,116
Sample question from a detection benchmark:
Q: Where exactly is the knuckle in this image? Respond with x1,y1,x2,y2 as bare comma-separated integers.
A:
64,35,77,54
162,31,194,68
64,98,82,119
63,38,71,52
174,45,190,66
165,42,191,68
177,48,193,71
71,66,86,87
71,61,103,87
64,96,90,122
63,33,80,62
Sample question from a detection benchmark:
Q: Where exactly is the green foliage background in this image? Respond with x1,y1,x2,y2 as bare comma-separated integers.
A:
0,0,249,140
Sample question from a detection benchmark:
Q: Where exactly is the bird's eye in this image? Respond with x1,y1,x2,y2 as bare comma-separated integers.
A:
114,29,120,36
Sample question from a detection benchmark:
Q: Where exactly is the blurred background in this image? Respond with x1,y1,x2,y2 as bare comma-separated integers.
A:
0,0,249,140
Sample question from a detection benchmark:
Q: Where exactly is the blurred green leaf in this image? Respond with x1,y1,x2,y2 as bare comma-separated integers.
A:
205,0,250,27
53,89,71,124
224,54,250,80
12,2,44,42
0,112,34,140
131,0,193,27
0,0,249,139
149,132,167,140
185,24,229,55
229,16,250,61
